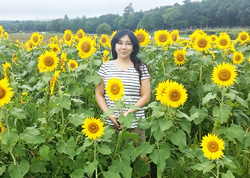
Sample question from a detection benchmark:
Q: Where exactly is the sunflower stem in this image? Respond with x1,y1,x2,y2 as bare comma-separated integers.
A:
58,83,65,139
10,150,17,166
94,140,98,178
216,160,220,178
4,108,10,133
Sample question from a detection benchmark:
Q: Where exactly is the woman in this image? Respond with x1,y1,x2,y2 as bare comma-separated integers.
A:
95,29,150,146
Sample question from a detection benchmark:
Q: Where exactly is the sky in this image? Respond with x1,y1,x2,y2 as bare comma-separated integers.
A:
0,0,187,21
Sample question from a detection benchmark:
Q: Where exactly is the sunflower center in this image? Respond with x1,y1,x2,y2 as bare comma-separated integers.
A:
88,123,99,133
29,42,33,48
235,55,241,61
44,56,54,66
172,34,177,41
240,34,247,41
218,69,231,81
70,63,75,68
219,39,228,46
78,32,83,38
0,127,2,133
65,34,71,41
211,37,216,41
207,141,219,152
159,34,167,42
33,36,39,43
177,54,184,62
136,33,145,43
81,41,91,53
0,86,6,99
110,83,120,95
53,48,58,52
198,39,207,48
101,37,107,43
169,89,181,101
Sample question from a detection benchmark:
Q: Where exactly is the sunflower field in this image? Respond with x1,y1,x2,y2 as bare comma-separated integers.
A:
0,25,250,178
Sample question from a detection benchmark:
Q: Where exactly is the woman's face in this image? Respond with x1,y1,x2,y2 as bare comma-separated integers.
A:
115,35,133,60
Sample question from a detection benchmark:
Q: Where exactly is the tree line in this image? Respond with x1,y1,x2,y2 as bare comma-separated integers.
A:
1,0,250,35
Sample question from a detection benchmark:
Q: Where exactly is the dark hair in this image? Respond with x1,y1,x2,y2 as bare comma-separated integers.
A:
111,29,144,80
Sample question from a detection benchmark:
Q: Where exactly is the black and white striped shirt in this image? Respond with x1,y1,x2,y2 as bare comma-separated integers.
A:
98,60,150,128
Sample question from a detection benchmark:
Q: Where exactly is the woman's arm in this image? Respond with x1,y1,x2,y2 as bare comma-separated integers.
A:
95,77,121,128
124,78,151,116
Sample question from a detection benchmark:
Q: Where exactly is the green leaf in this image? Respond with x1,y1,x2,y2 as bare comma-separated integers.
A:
202,92,217,105
169,130,187,151
221,170,235,178
19,127,45,144
9,108,26,119
188,70,199,81
108,159,132,178
118,112,135,128
1,132,19,150
176,110,190,120
225,124,245,143
133,159,150,177
68,83,85,96
192,161,215,174
85,160,98,176
235,95,248,108
150,143,170,172
70,169,85,178
151,118,172,141
66,137,76,158
212,105,230,123
85,72,102,85
137,117,151,130
39,145,50,159
99,144,112,155
68,114,85,126
223,157,237,170
13,145,26,157
192,107,208,125
103,171,121,178
101,107,115,120
0,165,6,175
139,142,156,158
30,159,46,173
60,95,71,110
8,160,29,178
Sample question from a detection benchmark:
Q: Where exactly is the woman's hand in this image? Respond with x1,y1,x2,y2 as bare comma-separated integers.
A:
109,115,122,130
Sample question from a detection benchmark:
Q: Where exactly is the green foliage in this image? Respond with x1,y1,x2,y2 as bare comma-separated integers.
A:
96,23,112,36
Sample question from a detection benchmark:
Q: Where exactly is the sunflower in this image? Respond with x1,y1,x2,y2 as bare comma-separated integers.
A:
37,51,59,73
232,51,244,64
76,28,85,40
49,43,61,54
30,32,41,46
99,34,110,47
12,53,18,65
0,78,14,107
68,59,78,70
216,32,231,50
50,70,60,95
102,49,110,63
25,40,34,52
2,62,12,80
105,77,125,101
21,92,28,104
163,81,188,108
173,49,187,66
134,28,150,46
189,29,205,43
211,62,237,87
3,32,9,40
200,133,225,160
236,31,249,44
60,52,67,72
0,121,5,140
110,30,118,41
193,34,211,52
77,36,96,59
82,117,105,140
171,30,179,43
63,29,73,46
0,25,5,38
155,80,170,105
154,30,173,46
210,34,218,43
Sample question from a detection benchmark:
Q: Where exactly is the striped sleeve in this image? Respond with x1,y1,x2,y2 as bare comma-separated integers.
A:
98,62,106,78
140,64,150,80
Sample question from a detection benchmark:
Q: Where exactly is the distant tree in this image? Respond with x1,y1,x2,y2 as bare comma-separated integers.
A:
96,23,112,35
64,14,69,20
123,3,134,17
